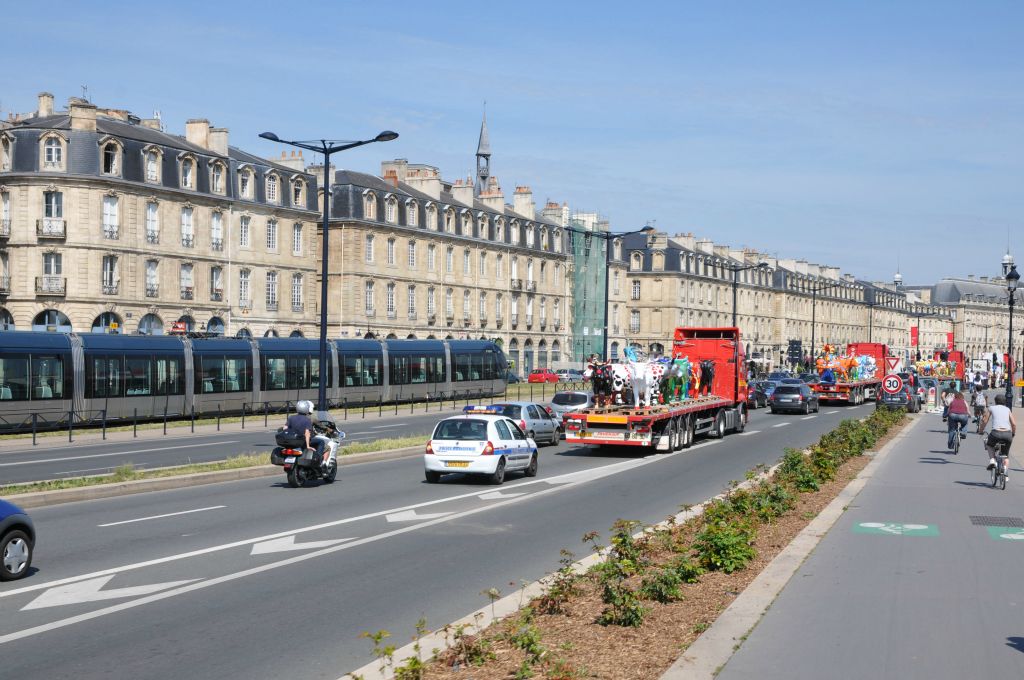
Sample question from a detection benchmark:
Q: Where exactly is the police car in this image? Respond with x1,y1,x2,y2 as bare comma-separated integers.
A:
424,406,539,485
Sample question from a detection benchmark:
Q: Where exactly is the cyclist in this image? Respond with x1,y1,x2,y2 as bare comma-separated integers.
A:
973,390,988,432
942,389,954,421
981,394,1016,473
946,391,969,450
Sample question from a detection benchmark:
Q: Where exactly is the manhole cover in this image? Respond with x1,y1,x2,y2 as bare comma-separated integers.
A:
971,516,1024,528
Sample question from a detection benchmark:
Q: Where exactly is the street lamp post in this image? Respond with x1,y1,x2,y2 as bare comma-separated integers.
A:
725,261,769,328
259,130,398,412
1005,264,1019,410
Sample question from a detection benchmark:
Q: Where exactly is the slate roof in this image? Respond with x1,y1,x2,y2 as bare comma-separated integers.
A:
932,278,1010,304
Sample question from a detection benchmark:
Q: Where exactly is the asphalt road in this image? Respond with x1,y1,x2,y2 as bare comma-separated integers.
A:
0,407,467,485
0,403,875,680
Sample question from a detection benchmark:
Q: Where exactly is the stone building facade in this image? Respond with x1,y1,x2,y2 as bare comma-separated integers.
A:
0,92,320,337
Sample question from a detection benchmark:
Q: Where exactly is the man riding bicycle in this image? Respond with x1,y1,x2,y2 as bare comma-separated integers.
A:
973,390,988,431
981,394,1016,474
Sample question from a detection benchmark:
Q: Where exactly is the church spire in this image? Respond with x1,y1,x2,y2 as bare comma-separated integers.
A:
475,106,490,197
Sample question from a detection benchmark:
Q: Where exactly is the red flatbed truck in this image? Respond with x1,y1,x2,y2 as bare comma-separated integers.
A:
564,327,748,451
810,342,888,404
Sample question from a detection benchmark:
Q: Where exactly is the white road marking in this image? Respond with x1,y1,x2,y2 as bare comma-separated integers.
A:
98,506,226,528
738,430,760,436
478,490,528,500
801,416,816,421
250,536,356,555
370,423,407,429
826,410,839,414
0,441,240,467
772,422,791,428
386,509,453,522
21,575,198,611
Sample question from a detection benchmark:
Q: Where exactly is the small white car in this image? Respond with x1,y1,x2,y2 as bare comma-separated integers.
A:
424,406,539,485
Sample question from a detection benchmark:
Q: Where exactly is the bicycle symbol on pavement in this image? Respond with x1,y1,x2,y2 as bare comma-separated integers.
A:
854,522,939,536
985,527,1024,541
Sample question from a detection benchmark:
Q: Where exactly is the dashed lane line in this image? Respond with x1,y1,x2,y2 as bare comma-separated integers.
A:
98,506,227,528
772,422,791,428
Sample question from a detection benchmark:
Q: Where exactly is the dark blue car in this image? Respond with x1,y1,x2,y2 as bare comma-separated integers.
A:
1,498,34,580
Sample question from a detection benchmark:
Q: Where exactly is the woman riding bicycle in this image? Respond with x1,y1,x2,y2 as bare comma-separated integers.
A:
946,391,969,450
981,394,1016,472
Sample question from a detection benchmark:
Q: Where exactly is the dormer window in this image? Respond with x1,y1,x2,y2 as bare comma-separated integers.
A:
0,135,11,171
363,191,377,220
444,208,455,233
266,174,279,203
292,179,305,206
511,221,520,244
478,214,489,240
426,203,437,230
553,229,562,253
180,156,196,189
210,162,226,195
460,211,472,235
406,200,418,227
239,167,254,199
101,142,121,176
143,146,161,183
525,225,534,247
495,219,504,242
40,134,66,171
385,195,398,224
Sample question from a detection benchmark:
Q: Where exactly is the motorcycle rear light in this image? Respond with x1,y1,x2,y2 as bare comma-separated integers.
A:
481,441,495,455
425,441,434,455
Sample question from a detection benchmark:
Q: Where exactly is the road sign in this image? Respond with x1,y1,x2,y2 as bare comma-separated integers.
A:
885,356,900,372
881,374,903,394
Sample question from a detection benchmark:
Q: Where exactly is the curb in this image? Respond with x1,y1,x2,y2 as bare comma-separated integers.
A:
8,445,423,509
659,413,921,680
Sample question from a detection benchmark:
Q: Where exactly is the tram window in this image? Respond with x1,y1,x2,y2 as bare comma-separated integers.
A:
310,356,329,388
90,356,123,398
389,355,409,385
363,355,381,386
409,355,427,384
481,352,497,380
454,354,471,382
125,357,152,396
32,355,66,400
199,356,225,393
343,355,362,387
286,356,308,389
427,356,445,384
155,357,184,396
0,354,29,400
223,356,251,392
264,357,287,390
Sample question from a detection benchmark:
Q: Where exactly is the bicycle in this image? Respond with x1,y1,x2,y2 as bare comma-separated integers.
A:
991,439,1010,491
951,419,965,455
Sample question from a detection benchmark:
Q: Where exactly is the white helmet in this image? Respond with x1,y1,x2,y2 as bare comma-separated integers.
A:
296,400,314,415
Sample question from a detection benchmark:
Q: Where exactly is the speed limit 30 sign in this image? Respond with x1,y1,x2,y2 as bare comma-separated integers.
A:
882,374,904,394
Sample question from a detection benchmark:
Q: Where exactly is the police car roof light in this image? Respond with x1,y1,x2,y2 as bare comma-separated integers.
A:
462,405,504,414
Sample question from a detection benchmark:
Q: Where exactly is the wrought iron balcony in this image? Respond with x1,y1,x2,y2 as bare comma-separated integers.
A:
146,285,159,298
103,225,119,240
36,218,66,238
146,230,160,244
365,307,375,317
293,303,304,313
180,287,194,300
102,282,119,295
526,314,534,327
0,275,10,294
181,234,195,248
510,278,523,290
526,280,537,292
239,298,253,311
210,289,223,302
0,219,10,238
35,276,65,295
266,301,279,312
511,313,519,327
427,313,436,324
211,238,224,252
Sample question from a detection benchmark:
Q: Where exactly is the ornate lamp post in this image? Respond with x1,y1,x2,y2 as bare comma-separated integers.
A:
1004,263,1019,410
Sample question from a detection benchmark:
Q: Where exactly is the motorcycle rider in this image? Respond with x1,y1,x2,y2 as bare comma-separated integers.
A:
285,400,314,454
294,400,338,469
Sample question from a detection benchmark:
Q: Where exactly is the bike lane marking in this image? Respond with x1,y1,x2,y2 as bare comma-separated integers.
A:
985,527,1024,541
853,522,939,536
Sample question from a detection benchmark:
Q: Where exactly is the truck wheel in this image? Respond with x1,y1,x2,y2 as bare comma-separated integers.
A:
712,412,726,438
682,416,694,448
735,405,746,433
672,417,684,451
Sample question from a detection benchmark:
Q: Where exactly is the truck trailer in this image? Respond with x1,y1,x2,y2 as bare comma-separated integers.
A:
564,327,747,451
809,342,888,404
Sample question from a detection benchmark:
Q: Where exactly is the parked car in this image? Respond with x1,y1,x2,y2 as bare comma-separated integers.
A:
555,368,585,383
0,499,34,581
798,372,821,385
528,368,560,383
424,406,538,484
769,384,820,414
746,382,769,409
549,390,594,424
490,402,560,445
897,372,922,411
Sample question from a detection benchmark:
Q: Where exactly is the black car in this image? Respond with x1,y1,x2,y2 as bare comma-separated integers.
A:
878,383,915,412
747,382,769,409
769,384,820,414
897,372,922,412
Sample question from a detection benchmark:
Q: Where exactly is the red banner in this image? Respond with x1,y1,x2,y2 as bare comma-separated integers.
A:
946,332,954,351
910,326,919,347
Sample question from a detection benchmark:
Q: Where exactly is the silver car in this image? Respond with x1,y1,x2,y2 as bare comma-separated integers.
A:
549,391,594,427
490,402,560,446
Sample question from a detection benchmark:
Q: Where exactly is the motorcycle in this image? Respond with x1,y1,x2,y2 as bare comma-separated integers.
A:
270,412,346,488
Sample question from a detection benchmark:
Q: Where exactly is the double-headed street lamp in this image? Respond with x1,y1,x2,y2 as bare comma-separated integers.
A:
259,129,399,412
724,261,769,328
1004,263,1019,410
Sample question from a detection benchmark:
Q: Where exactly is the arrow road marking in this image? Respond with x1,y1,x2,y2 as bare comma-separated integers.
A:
99,506,226,527
21,575,199,611
478,490,528,500
251,536,356,555
386,509,453,522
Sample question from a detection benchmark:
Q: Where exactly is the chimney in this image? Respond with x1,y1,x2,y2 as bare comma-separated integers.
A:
208,127,229,155
513,186,534,218
967,274,975,281
185,119,211,149
451,178,474,206
380,159,409,183
649,231,668,249
713,244,731,259
478,176,504,211
696,238,714,255
68,98,97,132
673,232,696,251
140,118,161,130
37,92,54,117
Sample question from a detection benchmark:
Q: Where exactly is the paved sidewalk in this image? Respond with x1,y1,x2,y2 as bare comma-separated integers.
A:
716,411,1024,679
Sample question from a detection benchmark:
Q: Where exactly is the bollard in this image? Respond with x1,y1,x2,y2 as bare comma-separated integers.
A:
453,391,457,410
378,397,383,417
362,400,366,419
410,398,414,414
264,402,269,427
164,408,168,435
241,403,247,429
32,413,37,446
102,409,107,440
530,384,534,401
68,409,73,443
395,397,399,415
217,404,222,431
343,398,348,421
133,408,138,438
191,406,195,433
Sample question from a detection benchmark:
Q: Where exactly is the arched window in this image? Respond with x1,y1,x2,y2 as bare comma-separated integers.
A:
207,317,226,336
239,167,254,199
0,308,14,331
266,174,279,203
180,156,195,189
551,341,561,364
210,161,226,194
610,341,620,361
508,338,520,373
523,340,535,373
236,327,252,338
92,312,123,334
538,340,548,367
292,179,305,206
33,309,72,333
526,226,535,247
462,290,471,319
138,313,163,336
385,195,398,223
406,200,418,227
0,136,12,171
43,136,64,169
445,288,454,316
553,229,562,253
444,208,455,233
386,282,396,317
264,328,279,337
101,141,121,176
495,219,504,242
426,203,437,230
177,315,196,332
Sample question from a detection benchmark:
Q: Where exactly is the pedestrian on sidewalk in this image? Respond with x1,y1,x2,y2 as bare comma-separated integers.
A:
946,391,969,449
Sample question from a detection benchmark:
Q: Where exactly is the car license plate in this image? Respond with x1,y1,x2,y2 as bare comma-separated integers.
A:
284,456,296,464
445,461,470,468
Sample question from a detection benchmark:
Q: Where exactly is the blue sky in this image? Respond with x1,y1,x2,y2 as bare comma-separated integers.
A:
5,0,1022,284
